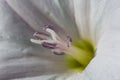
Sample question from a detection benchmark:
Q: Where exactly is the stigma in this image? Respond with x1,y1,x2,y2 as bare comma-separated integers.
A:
30,25,72,55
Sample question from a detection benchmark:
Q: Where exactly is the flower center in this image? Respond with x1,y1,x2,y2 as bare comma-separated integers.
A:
30,25,96,72
66,39,95,72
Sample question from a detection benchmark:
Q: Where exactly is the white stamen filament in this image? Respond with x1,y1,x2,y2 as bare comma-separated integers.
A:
46,28,59,41
30,39,55,45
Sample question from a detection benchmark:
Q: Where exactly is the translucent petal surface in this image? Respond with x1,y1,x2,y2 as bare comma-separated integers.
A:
70,0,120,80
2,0,120,80
0,0,67,79
6,0,79,40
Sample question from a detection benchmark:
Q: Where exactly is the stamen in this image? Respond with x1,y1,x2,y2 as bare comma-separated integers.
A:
43,25,61,41
67,36,72,47
30,39,54,45
30,39,42,44
33,32,50,40
41,42,57,49
30,25,72,56
67,36,72,42
43,25,55,31
45,28,58,41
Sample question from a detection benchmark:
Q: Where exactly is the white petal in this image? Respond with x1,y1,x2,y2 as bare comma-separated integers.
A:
13,74,58,80
13,72,73,80
0,0,67,79
74,0,91,40
6,0,79,40
3,0,120,80
30,0,79,39
69,0,120,80
73,0,106,43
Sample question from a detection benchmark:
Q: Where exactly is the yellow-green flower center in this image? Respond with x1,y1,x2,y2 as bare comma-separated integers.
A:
65,39,95,72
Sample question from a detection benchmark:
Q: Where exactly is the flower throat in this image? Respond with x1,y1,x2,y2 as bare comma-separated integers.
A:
30,25,95,71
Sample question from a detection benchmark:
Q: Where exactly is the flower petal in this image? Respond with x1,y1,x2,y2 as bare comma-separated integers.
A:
74,0,91,40
0,0,67,79
6,0,79,40
70,0,120,80
73,0,106,44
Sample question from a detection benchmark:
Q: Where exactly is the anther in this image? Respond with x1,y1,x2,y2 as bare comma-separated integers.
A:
41,42,57,49
33,31,50,40
67,36,72,47
31,25,72,56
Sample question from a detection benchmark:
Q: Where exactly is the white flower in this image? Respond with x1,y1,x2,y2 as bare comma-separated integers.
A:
0,0,120,80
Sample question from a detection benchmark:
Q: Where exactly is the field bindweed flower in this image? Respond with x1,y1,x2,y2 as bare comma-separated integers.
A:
0,0,120,80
